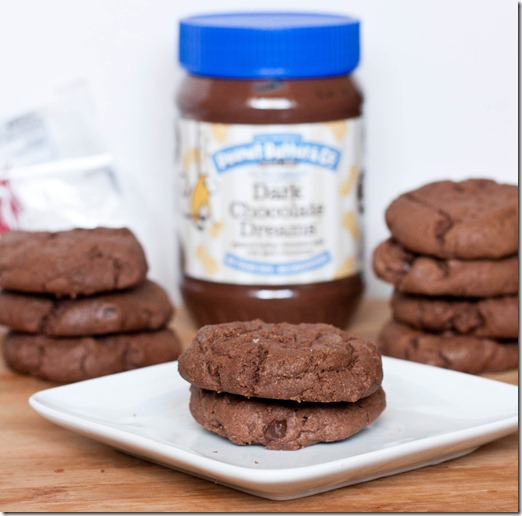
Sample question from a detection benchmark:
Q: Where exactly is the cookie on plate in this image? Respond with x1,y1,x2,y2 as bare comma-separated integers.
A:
2,328,182,383
0,227,148,296
385,179,518,260
0,280,173,337
377,320,518,374
189,385,386,450
391,291,518,339
372,239,518,298
178,320,383,403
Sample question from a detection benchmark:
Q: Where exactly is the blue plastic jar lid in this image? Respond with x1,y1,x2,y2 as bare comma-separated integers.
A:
179,12,360,79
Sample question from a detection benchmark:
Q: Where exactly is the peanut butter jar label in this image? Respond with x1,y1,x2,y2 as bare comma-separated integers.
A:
176,119,363,285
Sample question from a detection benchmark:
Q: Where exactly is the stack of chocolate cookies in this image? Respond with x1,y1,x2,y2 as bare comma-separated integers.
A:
0,227,181,383
373,179,518,374
178,320,386,450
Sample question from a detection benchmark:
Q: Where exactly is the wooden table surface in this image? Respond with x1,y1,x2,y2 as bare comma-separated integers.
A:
0,299,518,512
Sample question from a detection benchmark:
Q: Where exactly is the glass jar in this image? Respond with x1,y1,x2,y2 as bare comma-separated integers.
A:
175,12,364,327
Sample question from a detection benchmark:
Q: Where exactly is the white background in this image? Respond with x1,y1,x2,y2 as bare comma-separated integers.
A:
0,0,517,302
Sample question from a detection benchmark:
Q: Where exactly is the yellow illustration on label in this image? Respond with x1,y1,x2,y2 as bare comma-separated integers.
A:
334,256,357,279
209,220,224,238
340,164,358,196
210,123,229,144
182,147,201,170
342,210,360,240
196,245,218,275
324,120,348,141
191,174,211,225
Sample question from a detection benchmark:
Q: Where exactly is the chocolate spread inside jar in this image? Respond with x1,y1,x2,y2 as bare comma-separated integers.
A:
176,12,364,327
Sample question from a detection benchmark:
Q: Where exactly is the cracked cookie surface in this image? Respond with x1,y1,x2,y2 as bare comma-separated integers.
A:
377,320,518,374
0,280,173,336
385,179,518,259
372,239,518,297
391,291,518,339
189,385,386,450
2,328,181,383
0,227,148,296
178,320,383,403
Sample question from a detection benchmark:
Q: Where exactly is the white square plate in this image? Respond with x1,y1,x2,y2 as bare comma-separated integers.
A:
29,357,518,500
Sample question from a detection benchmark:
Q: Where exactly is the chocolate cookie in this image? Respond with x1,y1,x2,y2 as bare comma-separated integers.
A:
0,280,173,337
189,385,386,450
385,179,518,259
377,320,518,374
2,328,182,383
372,239,518,297
391,291,518,339
178,320,383,403
0,227,148,296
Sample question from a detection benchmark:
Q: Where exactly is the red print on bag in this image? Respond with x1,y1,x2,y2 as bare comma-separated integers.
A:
0,179,22,234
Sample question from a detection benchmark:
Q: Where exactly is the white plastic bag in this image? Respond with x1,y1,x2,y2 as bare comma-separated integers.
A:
0,82,129,234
